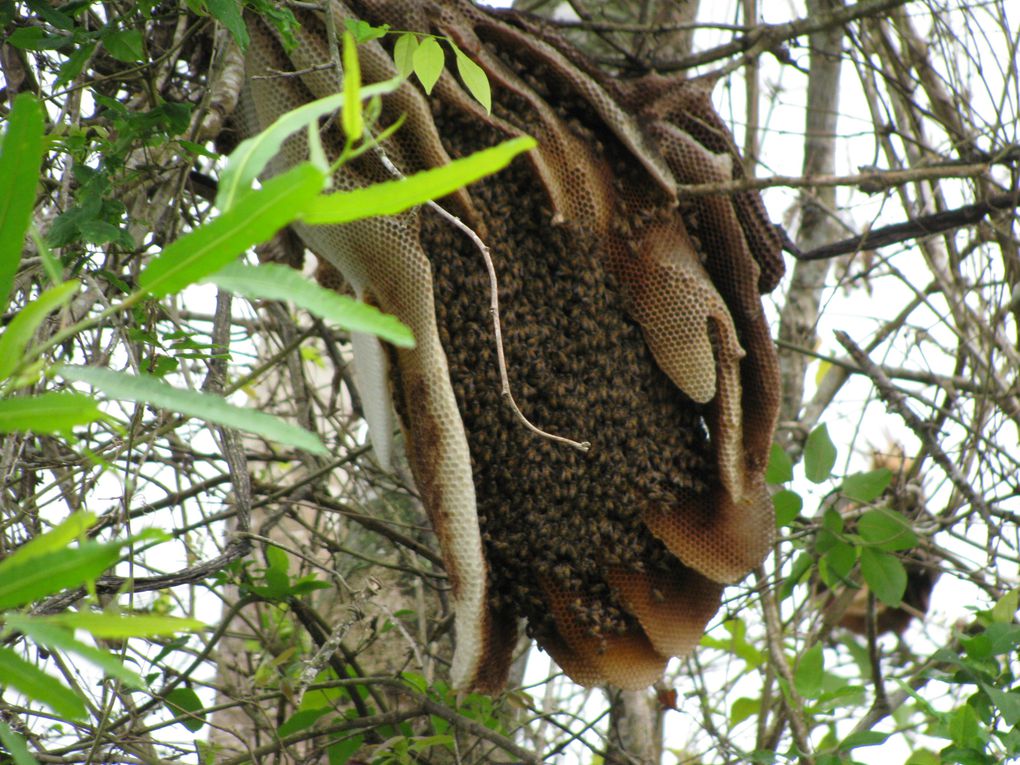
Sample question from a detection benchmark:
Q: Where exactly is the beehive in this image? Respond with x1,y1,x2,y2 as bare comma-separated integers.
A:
238,0,785,691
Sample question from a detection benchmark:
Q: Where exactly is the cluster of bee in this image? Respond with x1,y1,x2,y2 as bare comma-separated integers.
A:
417,97,716,646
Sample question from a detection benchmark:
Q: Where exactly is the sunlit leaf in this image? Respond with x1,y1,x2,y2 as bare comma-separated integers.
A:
0,541,122,610
393,33,418,77
140,163,324,296
772,489,802,527
56,365,328,455
452,45,490,113
342,31,363,142
0,280,80,381
0,93,46,305
303,136,535,224
0,720,38,765
206,262,414,347
0,511,96,563
0,392,101,433
0,646,86,720
5,616,144,687
412,36,444,94
40,612,204,638
217,97,343,210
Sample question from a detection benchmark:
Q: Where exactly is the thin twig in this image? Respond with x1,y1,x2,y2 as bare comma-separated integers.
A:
425,200,591,453
835,331,992,521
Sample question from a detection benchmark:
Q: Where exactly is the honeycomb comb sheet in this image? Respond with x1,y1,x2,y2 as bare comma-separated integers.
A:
236,0,784,692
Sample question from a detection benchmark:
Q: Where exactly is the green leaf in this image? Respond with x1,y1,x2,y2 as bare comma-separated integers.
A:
342,31,363,142
278,707,331,737
0,542,122,610
803,424,837,483
55,41,96,87
164,687,207,732
0,720,39,765
343,19,389,44
990,588,1018,624
304,136,536,224
0,511,96,564
102,29,144,62
820,539,857,585
56,365,328,455
38,612,204,638
4,616,144,688
0,93,46,306
216,94,344,210
857,508,917,551
730,696,759,726
452,45,490,113
904,750,941,765
412,36,444,94
205,262,415,348
0,279,80,380
841,468,892,502
860,547,907,606
838,730,889,750
794,642,824,698
979,682,1020,726
393,33,418,77
142,163,324,295
765,443,793,484
0,646,87,720
946,703,985,749
771,489,802,527
0,392,102,434
205,0,248,49
327,735,364,765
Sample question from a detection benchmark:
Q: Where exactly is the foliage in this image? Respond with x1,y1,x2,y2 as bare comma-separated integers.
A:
2,0,1019,764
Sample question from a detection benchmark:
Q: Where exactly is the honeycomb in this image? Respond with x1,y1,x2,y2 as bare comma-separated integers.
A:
236,0,785,692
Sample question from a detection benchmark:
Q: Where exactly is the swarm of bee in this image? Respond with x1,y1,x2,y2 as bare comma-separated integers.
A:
239,0,785,690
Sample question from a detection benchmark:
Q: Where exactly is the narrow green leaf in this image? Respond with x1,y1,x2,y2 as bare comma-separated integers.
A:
0,646,87,720
342,31,363,142
393,33,418,78
0,392,102,434
4,616,144,687
141,163,324,296
803,424,837,483
205,0,249,49
857,508,917,551
0,511,96,564
860,547,907,606
40,612,204,638
0,93,46,305
412,36,444,94
102,29,144,62
0,720,39,765
216,95,343,210
164,687,207,732
452,46,491,113
841,468,893,502
205,262,415,347
765,443,793,484
57,365,328,455
304,136,536,224
0,280,80,380
772,489,802,527
794,642,824,698
0,542,122,610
